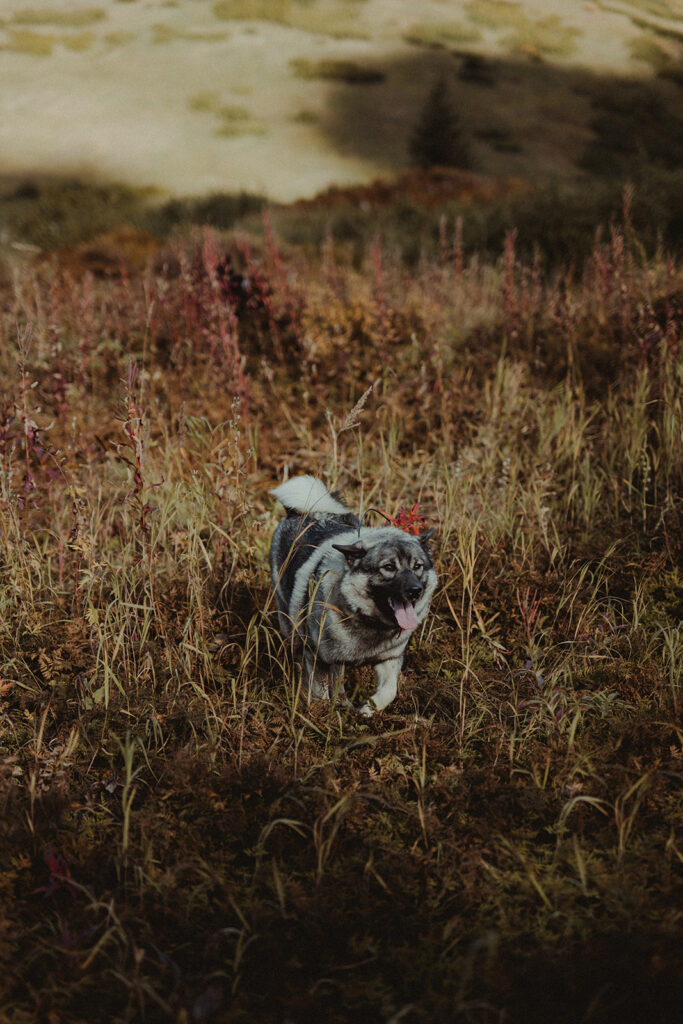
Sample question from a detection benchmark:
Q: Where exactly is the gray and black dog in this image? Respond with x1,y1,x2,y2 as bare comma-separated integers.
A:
269,476,437,715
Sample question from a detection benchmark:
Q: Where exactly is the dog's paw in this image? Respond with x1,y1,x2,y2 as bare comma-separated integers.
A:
358,701,376,717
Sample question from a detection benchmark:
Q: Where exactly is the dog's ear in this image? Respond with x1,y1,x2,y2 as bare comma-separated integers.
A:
332,541,366,566
418,528,435,549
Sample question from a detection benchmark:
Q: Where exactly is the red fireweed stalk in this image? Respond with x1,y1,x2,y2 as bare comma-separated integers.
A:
201,234,251,420
502,228,519,341
371,234,386,339
263,208,302,347
17,325,38,530
235,234,285,363
453,215,464,280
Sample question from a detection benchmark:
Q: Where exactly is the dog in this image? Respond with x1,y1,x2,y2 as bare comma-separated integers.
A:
269,475,437,715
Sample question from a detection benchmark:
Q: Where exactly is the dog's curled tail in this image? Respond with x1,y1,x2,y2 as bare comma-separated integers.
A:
271,475,349,517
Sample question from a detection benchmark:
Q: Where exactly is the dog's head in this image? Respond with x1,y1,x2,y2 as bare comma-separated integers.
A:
333,529,436,631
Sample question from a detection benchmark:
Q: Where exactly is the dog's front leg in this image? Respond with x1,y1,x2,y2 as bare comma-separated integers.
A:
304,648,330,699
359,656,403,716
304,649,345,702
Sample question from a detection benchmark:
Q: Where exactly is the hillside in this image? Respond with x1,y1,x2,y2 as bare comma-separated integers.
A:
0,0,681,200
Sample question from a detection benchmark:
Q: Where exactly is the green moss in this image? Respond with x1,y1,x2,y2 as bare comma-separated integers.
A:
152,22,228,44
290,57,384,83
213,0,368,38
189,93,251,119
104,31,135,46
218,104,252,121
465,0,524,30
403,21,482,49
290,108,318,123
213,0,293,19
189,90,222,113
10,7,106,28
61,31,96,52
215,119,265,137
1,29,55,56
1,25,99,55
188,92,264,135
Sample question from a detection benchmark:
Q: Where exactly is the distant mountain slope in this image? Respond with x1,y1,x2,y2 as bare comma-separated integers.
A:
0,0,681,200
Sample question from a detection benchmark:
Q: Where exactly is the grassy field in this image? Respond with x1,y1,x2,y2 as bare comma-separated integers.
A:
0,198,682,1023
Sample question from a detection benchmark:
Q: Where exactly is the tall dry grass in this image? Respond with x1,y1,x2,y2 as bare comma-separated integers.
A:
0,212,681,1022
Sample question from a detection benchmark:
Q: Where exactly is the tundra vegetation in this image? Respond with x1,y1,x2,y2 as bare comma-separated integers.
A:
0,186,681,1023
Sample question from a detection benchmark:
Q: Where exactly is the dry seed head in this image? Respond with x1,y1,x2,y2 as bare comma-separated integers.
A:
338,378,380,433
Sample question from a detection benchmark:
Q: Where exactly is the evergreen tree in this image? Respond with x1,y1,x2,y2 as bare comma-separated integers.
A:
409,76,471,170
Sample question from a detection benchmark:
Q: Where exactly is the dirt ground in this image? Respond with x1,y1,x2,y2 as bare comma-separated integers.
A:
0,0,681,201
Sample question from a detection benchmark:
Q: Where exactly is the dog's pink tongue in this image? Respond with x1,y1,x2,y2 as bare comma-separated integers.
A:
393,601,419,631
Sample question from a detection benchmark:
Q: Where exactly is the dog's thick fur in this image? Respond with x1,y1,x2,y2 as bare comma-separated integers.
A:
269,476,437,715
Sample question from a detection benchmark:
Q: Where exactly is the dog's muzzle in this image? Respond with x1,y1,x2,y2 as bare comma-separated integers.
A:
399,570,424,603
389,571,424,631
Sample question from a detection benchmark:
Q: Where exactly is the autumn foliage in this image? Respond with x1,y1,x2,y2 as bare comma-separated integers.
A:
0,203,681,1023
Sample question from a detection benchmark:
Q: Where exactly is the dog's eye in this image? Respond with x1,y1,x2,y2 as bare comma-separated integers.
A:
381,562,396,573
412,561,424,573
